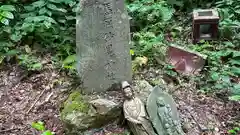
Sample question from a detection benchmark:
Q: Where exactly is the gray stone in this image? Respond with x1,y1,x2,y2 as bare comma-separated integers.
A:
76,0,132,92
89,98,117,115
132,80,153,104
60,91,122,134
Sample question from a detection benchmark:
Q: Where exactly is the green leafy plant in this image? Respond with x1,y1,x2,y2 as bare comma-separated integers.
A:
18,54,43,71
0,0,77,71
0,5,15,25
127,0,174,31
228,127,240,135
167,0,215,11
61,54,78,75
31,121,54,135
187,40,240,100
216,0,240,39
127,0,174,59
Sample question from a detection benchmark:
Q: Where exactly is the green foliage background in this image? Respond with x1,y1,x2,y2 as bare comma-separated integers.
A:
127,0,240,101
0,0,239,100
0,0,77,71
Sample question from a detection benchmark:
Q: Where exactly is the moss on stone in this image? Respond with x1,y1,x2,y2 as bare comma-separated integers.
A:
61,91,89,118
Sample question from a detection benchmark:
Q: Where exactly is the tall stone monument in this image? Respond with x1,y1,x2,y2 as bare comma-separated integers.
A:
76,0,132,92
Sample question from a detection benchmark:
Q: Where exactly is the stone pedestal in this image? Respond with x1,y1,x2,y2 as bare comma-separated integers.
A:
192,9,219,44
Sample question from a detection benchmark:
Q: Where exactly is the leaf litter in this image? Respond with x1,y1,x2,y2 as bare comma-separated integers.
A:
0,64,69,135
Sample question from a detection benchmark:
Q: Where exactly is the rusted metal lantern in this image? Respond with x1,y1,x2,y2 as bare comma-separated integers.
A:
166,45,207,75
192,9,219,44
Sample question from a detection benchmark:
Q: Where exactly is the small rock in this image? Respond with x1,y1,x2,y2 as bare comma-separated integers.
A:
51,72,57,77
214,127,219,132
150,77,166,86
60,91,122,133
221,122,226,127
0,91,3,99
182,123,190,133
19,90,25,93
90,99,117,115
9,72,15,76
45,86,51,90
133,80,153,104
0,115,4,120
15,97,23,102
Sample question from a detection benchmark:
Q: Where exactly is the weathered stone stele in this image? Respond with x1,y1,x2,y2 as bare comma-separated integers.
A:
76,0,132,92
146,86,185,135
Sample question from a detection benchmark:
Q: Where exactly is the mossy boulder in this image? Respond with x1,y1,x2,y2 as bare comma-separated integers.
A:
60,91,122,135
61,91,90,115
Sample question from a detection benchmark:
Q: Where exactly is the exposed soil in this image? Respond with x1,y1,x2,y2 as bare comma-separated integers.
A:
0,65,70,135
0,65,239,135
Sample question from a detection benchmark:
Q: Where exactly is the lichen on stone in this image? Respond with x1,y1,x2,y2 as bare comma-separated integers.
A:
61,91,89,118
60,90,123,133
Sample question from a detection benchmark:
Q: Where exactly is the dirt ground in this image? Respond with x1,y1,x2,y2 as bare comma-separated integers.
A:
0,65,69,135
0,65,239,135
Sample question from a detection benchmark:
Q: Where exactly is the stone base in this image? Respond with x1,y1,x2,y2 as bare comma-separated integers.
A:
60,91,123,134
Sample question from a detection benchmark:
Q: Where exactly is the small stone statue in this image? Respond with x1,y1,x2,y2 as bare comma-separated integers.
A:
121,81,156,135
157,97,184,135
146,86,185,135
